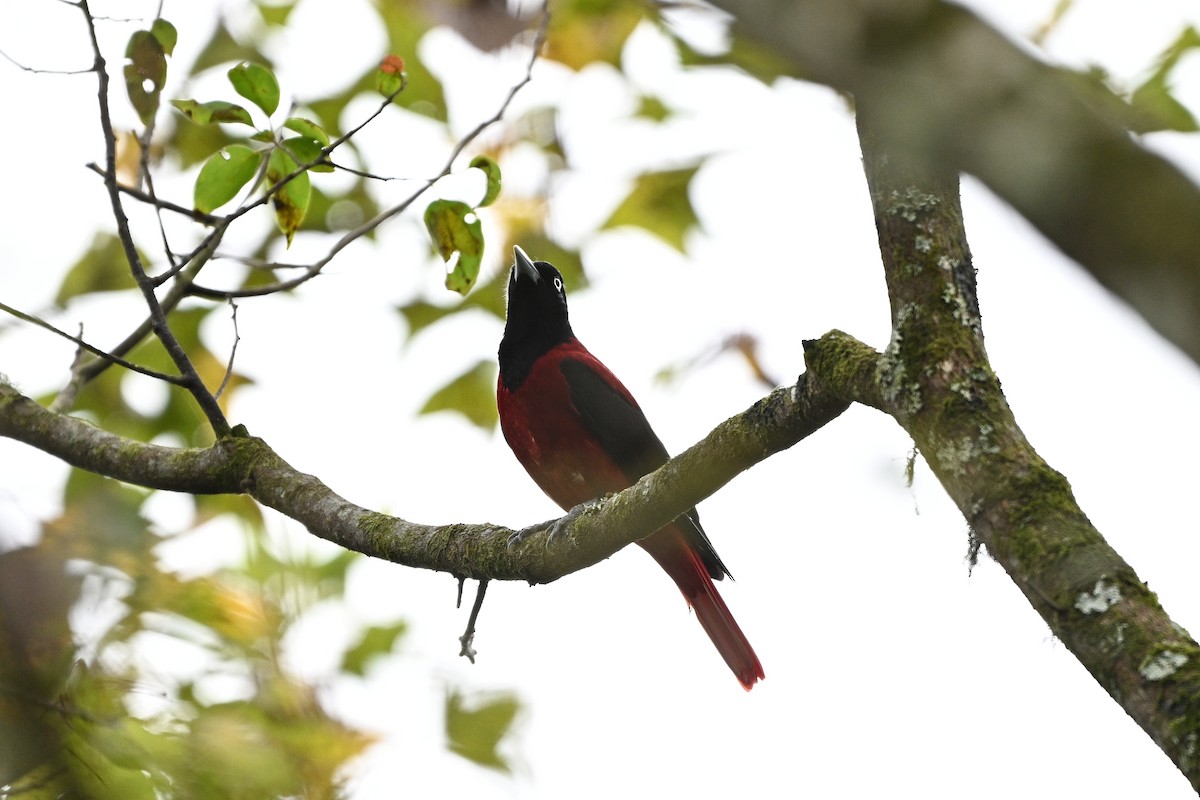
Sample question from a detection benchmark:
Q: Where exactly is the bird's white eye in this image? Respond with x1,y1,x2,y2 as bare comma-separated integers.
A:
553,277,563,292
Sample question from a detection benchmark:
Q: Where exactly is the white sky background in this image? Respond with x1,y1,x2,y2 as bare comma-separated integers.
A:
2,0,1200,797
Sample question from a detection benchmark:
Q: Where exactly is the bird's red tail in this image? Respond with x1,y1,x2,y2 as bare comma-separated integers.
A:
690,576,764,690
641,527,764,690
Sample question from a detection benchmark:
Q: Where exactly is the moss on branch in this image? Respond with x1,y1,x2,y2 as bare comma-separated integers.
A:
0,365,848,586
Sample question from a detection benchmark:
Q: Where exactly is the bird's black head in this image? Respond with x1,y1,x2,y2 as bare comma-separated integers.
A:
498,246,574,389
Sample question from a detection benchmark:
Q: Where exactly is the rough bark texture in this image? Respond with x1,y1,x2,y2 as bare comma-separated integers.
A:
798,104,1200,789
0,373,847,585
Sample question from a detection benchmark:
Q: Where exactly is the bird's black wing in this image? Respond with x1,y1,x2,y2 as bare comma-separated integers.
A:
560,356,731,580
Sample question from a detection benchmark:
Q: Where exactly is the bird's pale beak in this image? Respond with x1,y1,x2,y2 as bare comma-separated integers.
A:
512,245,539,283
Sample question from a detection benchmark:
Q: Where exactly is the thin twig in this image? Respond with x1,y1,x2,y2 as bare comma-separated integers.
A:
330,161,399,181
0,301,186,385
214,299,240,400
85,163,220,224
205,253,312,271
0,46,92,75
138,130,184,279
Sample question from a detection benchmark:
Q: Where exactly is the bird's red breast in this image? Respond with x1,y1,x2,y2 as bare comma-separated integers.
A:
497,340,637,511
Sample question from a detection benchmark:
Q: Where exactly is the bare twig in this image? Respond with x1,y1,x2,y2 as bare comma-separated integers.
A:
214,299,240,400
85,163,220,224
138,137,184,279
330,161,400,181
205,253,312,271
0,46,92,75
0,301,185,385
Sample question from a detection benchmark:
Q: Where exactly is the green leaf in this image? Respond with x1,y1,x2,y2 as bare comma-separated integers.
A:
281,136,334,173
256,0,299,26
1129,79,1199,133
194,145,262,213
55,233,140,306
672,29,794,85
124,30,167,125
469,155,502,207
424,199,484,295
341,622,408,676
267,146,311,245
59,470,157,570
602,166,700,252
545,0,642,69
445,690,519,772
418,360,499,430
150,18,177,56
283,116,330,145
635,94,671,122
228,61,280,116
398,299,456,339
171,98,254,127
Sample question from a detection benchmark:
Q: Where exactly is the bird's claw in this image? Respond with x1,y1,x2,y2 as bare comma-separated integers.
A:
507,504,586,549
459,632,477,663
507,524,541,549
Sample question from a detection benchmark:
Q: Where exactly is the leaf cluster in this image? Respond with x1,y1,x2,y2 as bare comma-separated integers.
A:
0,470,374,798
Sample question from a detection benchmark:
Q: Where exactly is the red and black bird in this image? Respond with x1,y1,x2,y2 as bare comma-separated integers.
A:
497,246,764,689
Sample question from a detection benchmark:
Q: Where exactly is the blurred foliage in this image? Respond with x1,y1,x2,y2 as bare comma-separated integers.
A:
419,359,499,429
0,478,375,798
445,689,521,772
544,0,645,69
1128,26,1200,133
55,233,143,306
602,166,701,252
670,26,795,84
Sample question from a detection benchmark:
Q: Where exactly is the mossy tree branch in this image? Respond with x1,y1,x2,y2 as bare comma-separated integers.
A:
0,370,847,585
799,104,1200,789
